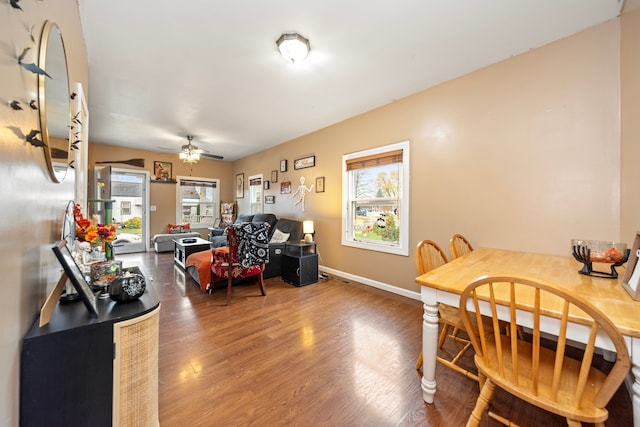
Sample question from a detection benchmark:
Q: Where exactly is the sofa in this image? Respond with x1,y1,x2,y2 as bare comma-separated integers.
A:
152,231,201,253
195,213,303,281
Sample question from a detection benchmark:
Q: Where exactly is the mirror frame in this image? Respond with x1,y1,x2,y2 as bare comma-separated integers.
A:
38,20,72,183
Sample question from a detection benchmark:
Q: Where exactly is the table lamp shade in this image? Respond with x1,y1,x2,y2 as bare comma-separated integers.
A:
303,220,314,243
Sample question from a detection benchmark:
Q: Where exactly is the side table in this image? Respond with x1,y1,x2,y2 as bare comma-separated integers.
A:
174,237,211,269
282,242,318,287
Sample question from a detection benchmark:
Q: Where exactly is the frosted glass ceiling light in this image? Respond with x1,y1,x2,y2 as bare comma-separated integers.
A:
276,33,310,64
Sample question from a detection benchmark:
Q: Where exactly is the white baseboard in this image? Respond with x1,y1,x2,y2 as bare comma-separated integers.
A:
318,266,421,301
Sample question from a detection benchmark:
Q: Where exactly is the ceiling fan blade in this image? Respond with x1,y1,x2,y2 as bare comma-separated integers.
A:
202,153,224,160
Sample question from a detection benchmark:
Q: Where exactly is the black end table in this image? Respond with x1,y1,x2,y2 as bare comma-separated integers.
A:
282,242,318,286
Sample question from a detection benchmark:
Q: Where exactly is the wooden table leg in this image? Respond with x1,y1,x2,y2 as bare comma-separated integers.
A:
421,287,439,403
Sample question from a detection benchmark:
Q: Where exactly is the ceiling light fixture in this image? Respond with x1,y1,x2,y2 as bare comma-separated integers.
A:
179,135,202,164
276,33,310,64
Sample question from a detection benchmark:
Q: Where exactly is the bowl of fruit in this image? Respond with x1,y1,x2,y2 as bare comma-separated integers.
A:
571,239,629,278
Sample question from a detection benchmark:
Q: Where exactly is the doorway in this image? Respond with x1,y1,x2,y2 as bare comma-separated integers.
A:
111,168,149,254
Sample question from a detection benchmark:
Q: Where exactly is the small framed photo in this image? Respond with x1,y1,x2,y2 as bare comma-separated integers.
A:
280,180,291,194
316,176,325,193
265,195,275,204
52,241,98,317
263,181,270,190
280,159,288,172
154,161,172,181
236,173,244,198
271,170,278,183
294,155,315,170
622,232,640,300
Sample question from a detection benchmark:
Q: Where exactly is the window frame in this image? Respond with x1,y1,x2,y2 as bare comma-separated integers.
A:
175,176,220,228
341,140,410,256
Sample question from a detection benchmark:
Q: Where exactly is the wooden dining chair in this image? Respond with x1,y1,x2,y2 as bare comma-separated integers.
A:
460,275,630,427
449,233,474,259
415,240,478,381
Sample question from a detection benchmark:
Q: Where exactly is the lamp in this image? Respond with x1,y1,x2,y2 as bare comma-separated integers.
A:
179,135,201,164
303,220,314,243
276,33,310,64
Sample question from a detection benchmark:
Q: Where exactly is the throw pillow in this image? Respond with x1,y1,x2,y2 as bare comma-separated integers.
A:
168,223,190,233
269,229,290,243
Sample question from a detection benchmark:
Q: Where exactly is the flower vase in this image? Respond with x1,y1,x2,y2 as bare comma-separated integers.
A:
105,242,114,260
91,243,106,261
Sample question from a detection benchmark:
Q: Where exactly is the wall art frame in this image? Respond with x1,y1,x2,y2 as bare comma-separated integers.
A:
236,173,244,198
154,161,172,181
622,232,640,301
280,159,288,172
294,155,315,170
280,179,291,194
271,170,278,182
315,176,325,193
264,181,270,190
265,195,275,204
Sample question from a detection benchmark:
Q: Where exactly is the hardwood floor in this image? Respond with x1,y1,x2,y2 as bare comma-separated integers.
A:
120,252,633,426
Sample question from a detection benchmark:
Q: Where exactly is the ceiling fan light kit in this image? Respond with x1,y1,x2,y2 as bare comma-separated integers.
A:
180,135,202,164
276,33,310,64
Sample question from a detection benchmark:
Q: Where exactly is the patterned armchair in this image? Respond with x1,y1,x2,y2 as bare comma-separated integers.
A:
211,222,270,305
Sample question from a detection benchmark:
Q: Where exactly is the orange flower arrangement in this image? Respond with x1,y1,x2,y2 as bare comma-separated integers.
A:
74,204,116,244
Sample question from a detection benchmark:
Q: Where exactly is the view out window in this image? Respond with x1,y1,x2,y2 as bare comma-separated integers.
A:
248,175,263,214
176,176,219,227
342,141,410,256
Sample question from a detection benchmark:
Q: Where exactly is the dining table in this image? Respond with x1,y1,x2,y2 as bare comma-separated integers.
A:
415,247,640,427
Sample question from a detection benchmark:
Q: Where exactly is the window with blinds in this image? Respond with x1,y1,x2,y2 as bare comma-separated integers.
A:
176,176,220,227
341,141,410,256
248,174,263,214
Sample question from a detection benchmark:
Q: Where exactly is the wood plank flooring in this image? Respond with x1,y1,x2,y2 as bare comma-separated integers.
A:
119,252,633,426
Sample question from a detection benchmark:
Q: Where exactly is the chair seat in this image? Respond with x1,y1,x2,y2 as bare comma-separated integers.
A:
212,262,262,279
477,334,608,423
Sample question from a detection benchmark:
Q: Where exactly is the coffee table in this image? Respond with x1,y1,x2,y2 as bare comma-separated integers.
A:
174,237,211,269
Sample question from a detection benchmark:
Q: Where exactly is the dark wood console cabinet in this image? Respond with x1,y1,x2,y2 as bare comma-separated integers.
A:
20,268,161,427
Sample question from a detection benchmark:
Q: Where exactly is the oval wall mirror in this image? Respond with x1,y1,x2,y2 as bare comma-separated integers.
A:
38,20,72,183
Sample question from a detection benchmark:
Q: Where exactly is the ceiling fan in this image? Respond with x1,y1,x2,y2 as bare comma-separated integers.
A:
178,135,224,163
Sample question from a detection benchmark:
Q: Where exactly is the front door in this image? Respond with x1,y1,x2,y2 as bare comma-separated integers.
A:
111,168,149,254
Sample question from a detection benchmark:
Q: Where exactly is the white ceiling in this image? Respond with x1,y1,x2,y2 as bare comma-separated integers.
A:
78,0,622,162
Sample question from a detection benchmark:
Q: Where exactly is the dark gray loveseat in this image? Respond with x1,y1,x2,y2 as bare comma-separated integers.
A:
208,213,303,278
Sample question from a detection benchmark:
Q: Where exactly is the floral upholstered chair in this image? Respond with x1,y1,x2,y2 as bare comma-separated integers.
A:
211,222,270,305
220,202,236,227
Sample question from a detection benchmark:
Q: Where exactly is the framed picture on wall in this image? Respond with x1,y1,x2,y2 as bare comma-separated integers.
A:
294,155,315,170
280,180,291,194
315,176,325,193
271,170,278,182
264,181,270,190
154,161,172,181
280,159,288,172
236,173,244,198
265,195,275,204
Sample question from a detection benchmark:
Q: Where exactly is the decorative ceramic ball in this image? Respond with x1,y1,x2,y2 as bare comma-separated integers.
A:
109,273,146,302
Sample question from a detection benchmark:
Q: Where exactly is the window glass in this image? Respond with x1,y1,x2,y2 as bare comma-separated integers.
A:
342,141,409,256
248,175,263,214
176,176,219,227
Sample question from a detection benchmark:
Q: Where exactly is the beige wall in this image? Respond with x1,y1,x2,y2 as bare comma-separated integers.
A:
88,143,234,240
621,1,640,243
237,18,637,294
0,2,88,425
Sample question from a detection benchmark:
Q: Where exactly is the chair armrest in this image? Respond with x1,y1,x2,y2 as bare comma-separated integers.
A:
209,227,225,237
